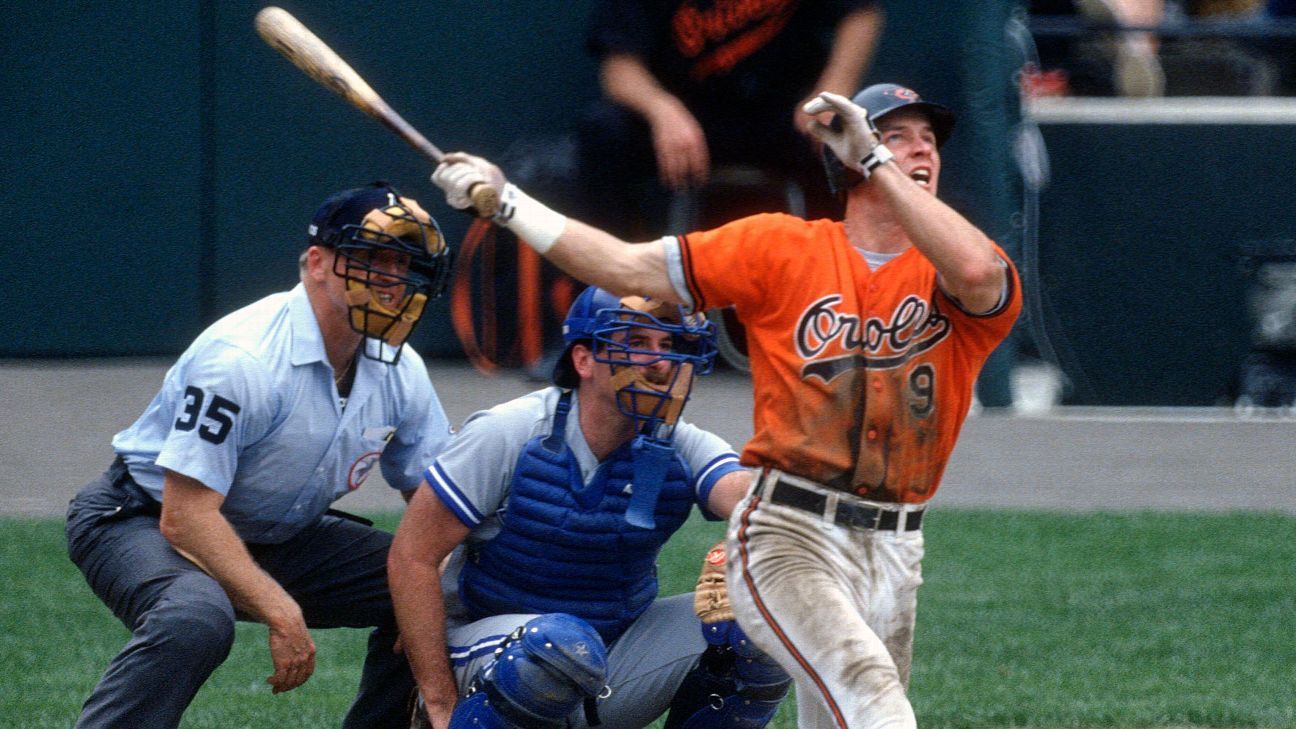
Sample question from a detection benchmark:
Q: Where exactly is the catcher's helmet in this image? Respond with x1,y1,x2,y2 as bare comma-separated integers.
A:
552,286,716,435
822,83,955,196
307,182,451,362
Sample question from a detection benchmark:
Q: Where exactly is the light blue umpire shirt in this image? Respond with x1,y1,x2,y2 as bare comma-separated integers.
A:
112,283,451,543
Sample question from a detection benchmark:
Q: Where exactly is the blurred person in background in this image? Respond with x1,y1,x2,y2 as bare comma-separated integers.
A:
577,0,884,237
1029,0,1166,96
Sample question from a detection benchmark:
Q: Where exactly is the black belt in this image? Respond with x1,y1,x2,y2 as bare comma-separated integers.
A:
108,456,163,518
763,476,923,532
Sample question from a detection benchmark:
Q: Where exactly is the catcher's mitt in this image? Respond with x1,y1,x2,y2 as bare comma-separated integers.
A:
693,540,735,624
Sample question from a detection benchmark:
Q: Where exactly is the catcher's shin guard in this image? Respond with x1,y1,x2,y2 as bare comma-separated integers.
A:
664,621,791,728
448,613,609,729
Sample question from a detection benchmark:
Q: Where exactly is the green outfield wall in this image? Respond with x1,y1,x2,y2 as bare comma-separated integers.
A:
13,2,1271,406
1029,98,1296,406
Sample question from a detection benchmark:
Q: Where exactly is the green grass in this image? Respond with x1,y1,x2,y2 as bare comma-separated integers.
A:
4,510,1295,728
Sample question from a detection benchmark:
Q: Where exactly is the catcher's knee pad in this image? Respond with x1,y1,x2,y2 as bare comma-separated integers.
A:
726,623,789,692
449,613,609,729
664,620,791,729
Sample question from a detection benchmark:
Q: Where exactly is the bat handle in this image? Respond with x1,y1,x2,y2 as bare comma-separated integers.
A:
469,183,500,218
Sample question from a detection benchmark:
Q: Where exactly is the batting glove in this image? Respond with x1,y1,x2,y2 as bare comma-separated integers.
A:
433,152,568,254
431,153,507,213
802,92,894,179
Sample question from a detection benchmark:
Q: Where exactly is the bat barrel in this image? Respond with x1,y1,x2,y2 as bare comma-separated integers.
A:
257,6,496,215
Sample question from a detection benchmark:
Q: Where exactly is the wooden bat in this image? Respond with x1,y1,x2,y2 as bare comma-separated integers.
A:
255,6,498,217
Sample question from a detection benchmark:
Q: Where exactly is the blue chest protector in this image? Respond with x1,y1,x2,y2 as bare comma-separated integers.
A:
459,391,696,644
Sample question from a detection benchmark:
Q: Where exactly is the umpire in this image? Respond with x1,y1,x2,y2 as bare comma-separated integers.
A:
64,183,453,728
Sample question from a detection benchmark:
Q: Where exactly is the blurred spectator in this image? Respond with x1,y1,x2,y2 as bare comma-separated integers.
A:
1029,0,1292,96
1163,0,1278,95
1077,0,1167,96
1029,0,1166,96
575,0,882,239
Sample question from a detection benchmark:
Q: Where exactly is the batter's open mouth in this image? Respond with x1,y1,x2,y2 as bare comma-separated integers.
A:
910,169,931,186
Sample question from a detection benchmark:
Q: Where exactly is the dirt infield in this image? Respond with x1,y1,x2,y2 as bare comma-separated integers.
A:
3,358,1294,517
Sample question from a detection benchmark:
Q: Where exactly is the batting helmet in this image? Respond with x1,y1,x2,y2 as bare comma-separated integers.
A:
552,286,716,434
822,83,956,196
307,182,451,363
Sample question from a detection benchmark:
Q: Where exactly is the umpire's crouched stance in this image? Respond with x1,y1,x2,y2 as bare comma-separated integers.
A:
65,183,454,728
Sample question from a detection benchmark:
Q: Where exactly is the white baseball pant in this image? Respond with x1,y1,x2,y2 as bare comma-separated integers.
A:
726,469,925,729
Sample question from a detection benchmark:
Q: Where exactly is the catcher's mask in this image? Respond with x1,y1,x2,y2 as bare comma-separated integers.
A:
821,83,955,197
553,286,717,437
307,182,451,363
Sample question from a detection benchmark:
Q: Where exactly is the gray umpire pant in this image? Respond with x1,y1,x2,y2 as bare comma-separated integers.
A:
65,459,414,729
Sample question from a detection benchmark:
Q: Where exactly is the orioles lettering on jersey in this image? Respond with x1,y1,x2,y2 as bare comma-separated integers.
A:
677,213,1021,502
796,293,951,382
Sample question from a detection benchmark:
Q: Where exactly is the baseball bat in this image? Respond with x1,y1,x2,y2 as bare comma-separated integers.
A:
255,6,499,217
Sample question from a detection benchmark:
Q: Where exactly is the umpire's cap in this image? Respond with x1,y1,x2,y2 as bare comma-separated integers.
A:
306,182,398,250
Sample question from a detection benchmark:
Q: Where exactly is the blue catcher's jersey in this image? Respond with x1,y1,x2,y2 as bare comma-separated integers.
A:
458,391,692,642
426,387,743,641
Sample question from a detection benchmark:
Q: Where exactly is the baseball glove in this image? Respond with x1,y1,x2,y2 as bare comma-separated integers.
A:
693,540,735,624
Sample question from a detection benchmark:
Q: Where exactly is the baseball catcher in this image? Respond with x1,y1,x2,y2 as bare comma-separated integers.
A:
390,286,789,728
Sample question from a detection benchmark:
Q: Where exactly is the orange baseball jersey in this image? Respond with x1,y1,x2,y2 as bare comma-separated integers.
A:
678,213,1021,503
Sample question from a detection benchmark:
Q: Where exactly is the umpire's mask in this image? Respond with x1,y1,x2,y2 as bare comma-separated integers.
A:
307,182,452,363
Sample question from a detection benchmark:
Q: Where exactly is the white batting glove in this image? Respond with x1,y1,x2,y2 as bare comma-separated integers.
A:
433,152,568,254
431,153,507,212
802,92,891,178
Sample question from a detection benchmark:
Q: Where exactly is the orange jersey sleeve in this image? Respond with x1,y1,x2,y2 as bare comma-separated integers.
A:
679,213,1021,503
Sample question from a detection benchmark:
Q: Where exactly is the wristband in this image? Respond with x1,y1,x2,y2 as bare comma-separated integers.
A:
859,144,895,180
494,183,567,254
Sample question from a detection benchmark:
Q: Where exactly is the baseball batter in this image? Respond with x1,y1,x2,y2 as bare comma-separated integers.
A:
432,83,1021,728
